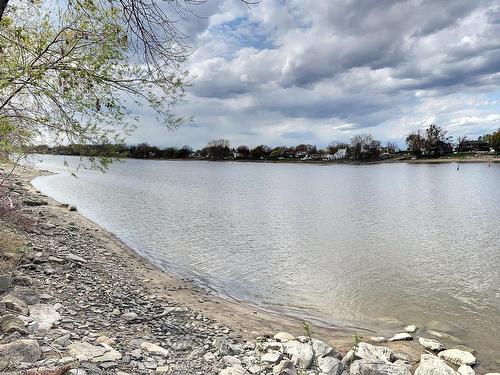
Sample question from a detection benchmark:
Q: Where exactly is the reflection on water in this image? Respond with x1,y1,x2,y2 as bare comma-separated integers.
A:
31,156,500,369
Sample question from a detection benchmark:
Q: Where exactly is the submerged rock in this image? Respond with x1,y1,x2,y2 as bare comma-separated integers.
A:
404,325,417,333
389,333,413,342
418,337,445,351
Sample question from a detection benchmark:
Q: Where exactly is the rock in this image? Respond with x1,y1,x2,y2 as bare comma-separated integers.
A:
261,351,282,364
311,338,338,358
369,336,387,343
214,337,234,355
156,366,170,373
95,336,115,346
11,287,40,305
273,332,295,343
418,337,445,351
140,341,169,357
426,330,463,343
354,342,393,363
0,314,27,334
451,345,476,354
317,356,343,375
388,333,413,342
283,340,314,369
0,275,12,292
415,354,456,375
65,253,87,264
67,342,121,363
2,294,29,315
273,360,297,375
393,352,411,363
29,303,61,330
48,256,65,263
24,198,48,206
223,356,242,367
350,359,411,375
203,352,216,362
121,312,139,321
438,349,476,366
457,365,475,375
53,334,71,347
69,205,77,211
219,364,248,375
0,339,41,364
404,325,417,333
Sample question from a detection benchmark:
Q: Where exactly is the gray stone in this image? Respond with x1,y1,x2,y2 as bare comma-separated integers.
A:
317,356,343,375
350,359,411,375
140,341,169,357
273,360,297,375
219,364,249,375
311,338,338,358
67,342,121,363
415,354,456,375
65,253,87,264
121,312,139,321
261,350,282,364
273,332,295,343
418,337,445,351
0,339,41,364
438,349,476,366
283,340,314,369
11,287,40,305
2,294,29,315
388,333,413,342
404,325,417,333
0,314,27,334
457,365,475,375
354,342,393,363
0,275,12,292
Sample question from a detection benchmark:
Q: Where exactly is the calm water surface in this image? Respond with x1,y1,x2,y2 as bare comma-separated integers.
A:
31,156,499,368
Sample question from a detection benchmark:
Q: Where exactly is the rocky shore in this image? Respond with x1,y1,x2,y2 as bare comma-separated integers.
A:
0,163,498,375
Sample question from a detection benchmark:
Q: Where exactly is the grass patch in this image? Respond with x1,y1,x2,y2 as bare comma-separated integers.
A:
0,228,28,273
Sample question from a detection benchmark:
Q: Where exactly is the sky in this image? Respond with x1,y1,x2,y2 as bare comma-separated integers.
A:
130,0,500,149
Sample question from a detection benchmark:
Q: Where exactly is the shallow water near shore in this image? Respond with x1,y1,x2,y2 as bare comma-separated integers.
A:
30,155,499,369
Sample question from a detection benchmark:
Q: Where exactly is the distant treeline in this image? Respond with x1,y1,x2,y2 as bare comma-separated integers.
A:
32,125,500,162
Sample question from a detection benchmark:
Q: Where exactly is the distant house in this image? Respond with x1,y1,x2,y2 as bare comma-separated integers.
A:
333,148,348,159
461,140,491,152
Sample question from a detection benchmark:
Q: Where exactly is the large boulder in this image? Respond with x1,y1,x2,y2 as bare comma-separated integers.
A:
283,340,314,369
0,339,41,364
354,342,393,363
350,359,411,375
311,338,339,358
457,365,475,375
415,354,456,375
438,349,476,366
317,356,343,375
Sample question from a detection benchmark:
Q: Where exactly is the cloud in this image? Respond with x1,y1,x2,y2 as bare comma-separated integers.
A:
127,0,500,148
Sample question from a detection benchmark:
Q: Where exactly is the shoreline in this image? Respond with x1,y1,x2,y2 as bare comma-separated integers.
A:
0,161,496,374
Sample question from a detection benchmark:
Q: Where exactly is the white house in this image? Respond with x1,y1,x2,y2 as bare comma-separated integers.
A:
333,148,347,159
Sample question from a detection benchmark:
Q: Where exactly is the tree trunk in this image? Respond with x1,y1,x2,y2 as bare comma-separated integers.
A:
0,0,9,20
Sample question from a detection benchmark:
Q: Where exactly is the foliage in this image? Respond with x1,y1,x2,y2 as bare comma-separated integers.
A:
406,124,452,157
350,133,381,160
250,144,272,159
205,139,231,159
483,129,500,151
0,0,190,169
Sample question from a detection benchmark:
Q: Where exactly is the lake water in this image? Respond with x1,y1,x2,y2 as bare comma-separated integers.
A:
31,156,499,368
